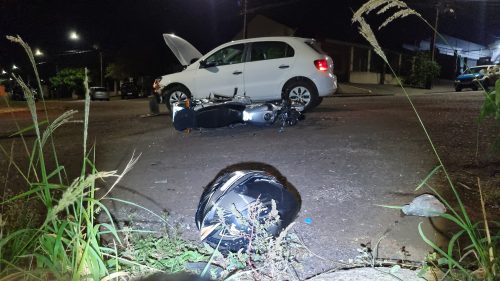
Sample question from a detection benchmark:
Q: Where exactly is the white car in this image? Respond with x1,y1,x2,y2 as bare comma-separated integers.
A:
155,34,337,111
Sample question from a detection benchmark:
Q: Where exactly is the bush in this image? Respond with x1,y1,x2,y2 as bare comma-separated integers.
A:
49,68,86,98
405,52,441,89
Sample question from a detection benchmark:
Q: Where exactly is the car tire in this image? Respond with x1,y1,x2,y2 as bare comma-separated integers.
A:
313,97,324,107
455,85,462,92
283,80,319,112
471,84,478,91
164,85,191,112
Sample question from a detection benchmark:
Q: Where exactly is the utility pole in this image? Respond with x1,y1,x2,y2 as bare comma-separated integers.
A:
430,4,439,62
242,0,248,39
99,51,103,87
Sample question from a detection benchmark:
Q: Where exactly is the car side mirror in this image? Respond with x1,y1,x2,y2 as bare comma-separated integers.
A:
199,60,216,69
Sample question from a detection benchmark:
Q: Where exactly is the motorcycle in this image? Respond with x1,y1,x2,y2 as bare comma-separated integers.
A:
172,95,304,131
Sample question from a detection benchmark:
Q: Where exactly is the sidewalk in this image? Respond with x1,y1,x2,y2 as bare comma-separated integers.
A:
336,79,455,97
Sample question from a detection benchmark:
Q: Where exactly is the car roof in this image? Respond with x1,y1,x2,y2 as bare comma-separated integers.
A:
472,65,496,68
225,36,314,45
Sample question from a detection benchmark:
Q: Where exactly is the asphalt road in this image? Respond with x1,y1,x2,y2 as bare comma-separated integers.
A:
1,91,498,277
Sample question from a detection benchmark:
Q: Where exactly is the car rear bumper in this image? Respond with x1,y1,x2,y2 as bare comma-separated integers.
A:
315,73,338,97
455,80,476,88
94,93,109,99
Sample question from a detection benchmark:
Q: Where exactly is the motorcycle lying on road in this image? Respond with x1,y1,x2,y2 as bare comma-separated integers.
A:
171,95,304,131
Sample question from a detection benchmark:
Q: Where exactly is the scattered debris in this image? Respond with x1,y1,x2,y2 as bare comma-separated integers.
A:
402,194,446,217
154,178,168,184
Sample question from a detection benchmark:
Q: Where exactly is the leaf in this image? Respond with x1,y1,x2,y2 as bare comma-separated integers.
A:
495,79,500,106
416,165,442,191
437,257,448,265
376,204,403,209
8,120,49,137
417,265,430,277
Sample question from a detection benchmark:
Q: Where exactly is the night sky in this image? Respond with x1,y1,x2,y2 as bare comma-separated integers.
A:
1,0,499,78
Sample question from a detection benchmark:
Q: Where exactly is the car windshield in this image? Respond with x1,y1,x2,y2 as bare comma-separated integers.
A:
464,67,486,74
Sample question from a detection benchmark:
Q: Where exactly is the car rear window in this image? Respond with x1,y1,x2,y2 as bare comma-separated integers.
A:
305,40,325,54
93,87,106,91
250,41,295,62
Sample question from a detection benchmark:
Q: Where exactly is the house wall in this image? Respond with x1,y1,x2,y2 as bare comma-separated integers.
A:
322,39,402,84
349,72,398,85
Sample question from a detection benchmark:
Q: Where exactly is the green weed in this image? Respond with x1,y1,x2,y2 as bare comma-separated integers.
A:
353,1,499,280
0,35,214,281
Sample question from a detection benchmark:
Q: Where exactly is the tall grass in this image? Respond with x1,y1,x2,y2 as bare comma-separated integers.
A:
0,35,138,280
352,1,498,280
0,35,212,280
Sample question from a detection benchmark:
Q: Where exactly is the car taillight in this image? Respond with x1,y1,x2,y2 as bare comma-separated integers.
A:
314,59,329,72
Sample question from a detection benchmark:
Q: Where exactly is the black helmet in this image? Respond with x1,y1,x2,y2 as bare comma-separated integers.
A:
195,170,300,253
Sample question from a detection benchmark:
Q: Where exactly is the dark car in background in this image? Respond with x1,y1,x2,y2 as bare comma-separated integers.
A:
120,82,143,99
454,65,498,92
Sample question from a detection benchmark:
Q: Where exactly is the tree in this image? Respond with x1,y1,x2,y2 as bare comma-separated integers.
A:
405,52,441,89
49,68,86,98
105,63,129,81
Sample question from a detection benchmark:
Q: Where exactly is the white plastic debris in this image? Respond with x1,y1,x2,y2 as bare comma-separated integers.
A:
402,194,446,217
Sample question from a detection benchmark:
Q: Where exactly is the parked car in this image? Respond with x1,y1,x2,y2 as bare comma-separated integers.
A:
454,65,499,92
154,34,338,111
120,82,142,99
9,85,39,101
89,87,109,101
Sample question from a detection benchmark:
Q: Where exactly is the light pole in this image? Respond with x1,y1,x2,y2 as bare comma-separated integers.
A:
93,44,103,87
69,31,104,86
430,5,439,62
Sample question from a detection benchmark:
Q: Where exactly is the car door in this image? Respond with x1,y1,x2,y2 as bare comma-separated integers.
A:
243,41,296,100
194,43,246,97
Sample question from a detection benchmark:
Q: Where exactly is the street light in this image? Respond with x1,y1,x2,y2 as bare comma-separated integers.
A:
66,30,104,86
12,64,18,70
1,70,6,75
69,31,80,41
34,48,44,57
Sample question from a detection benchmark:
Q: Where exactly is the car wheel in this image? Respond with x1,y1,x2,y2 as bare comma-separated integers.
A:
284,80,318,111
455,85,462,92
164,86,191,112
471,84,478,91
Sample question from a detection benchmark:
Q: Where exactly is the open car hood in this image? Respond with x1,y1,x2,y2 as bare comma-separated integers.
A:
163,34,203,66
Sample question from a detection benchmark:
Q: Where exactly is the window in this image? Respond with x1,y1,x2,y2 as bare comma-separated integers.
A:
205,44,245,66
352,47,368,72
250,41,295,62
